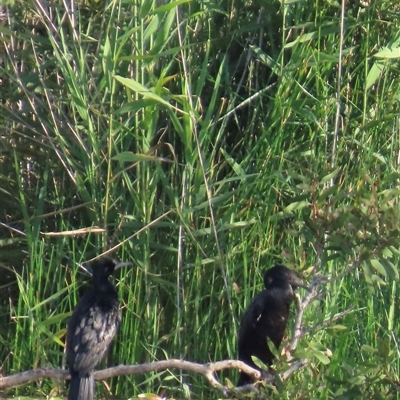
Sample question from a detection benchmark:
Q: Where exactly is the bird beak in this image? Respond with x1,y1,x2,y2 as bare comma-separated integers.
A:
295,282,311,291
287,276,310,291
114,261,133,270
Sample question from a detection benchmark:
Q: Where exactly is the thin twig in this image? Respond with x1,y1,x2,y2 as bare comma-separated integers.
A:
290,276,322,351
281,359,308,381
300,306,355,338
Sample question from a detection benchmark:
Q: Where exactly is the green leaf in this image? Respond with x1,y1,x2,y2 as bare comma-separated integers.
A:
380,258,399,280
251,355,270,370
152,0,192,14
381,247,393,257
366,60,386,90
320,167,340,185
312,350,331,365
250,44,281,76
362,345,378,354
328,324,347,331
220,148,246,177
296,183,313,191
283,200,310,213
346,375,365,385
309,341,330,352
39,312,71,326
371,274,386,285
114,75,185,114
318,184,339,201
30,287,70,311
112,151,172,163
377,338,390,360
369,259,387,277
389,246,400,256
139,0,154,18
138,393,163,398
284,25,341,48
374,47,400,59
116,99,158,114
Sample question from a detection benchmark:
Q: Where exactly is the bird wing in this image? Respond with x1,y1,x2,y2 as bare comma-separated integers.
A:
238,291,268,341
67,293,120,375
238,289,290,349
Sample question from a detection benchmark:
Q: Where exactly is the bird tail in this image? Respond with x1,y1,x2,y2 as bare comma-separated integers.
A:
68,373,94,400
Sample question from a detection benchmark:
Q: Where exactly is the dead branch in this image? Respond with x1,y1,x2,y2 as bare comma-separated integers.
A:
0,359,261,392
0,355,311,395
290,275,323,352
281,359,308,381
304,306,355,336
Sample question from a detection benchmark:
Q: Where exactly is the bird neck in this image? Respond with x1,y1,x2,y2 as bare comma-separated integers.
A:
267,281,294,302
92,276,117,295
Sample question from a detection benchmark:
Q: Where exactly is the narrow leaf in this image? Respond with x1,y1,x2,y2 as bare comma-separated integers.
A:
370,259,387,277
320,168,340,185
283,200,310,213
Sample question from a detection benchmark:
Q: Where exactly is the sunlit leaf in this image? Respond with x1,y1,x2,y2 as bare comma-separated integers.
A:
138,392,164,399
362,344,378,353
328,324,347,331
346,375,365,385
312,350,331,365
152,0,192,14
112,151,172,163
369,259,387,277
381,247,393,257
283,200,310,213
371,274,386,285
320,168,340,185
114,75,185,114
296,183,313,191
374,47,400,59
252,355,270,370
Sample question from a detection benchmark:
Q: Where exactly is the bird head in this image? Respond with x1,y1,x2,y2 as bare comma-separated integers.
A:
263,264,309,291
91,257,133,280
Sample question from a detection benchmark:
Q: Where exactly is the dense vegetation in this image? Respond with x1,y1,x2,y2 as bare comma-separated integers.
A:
1,0,400,398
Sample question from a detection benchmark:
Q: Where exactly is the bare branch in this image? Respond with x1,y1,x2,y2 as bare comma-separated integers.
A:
281,359,308,381
0,359,261,392
303,306,355,336
290,275,323,351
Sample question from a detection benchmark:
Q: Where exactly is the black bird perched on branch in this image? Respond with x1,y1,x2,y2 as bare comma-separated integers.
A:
237,264,309,386
66,258,132,400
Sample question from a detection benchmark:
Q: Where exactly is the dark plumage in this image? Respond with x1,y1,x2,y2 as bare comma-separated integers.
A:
237,264,308,386
66,258,131,400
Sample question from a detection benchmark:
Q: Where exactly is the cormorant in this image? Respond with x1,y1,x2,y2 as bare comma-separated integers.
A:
66,258,131,400
237,264,308,386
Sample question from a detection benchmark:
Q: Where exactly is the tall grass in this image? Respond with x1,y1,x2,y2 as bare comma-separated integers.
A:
1,0,400,398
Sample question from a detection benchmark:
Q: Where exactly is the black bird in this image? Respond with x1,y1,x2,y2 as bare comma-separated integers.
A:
237,264,308,386
66,258,131,400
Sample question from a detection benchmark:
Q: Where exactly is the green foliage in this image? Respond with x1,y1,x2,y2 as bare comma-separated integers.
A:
1,0,400,398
